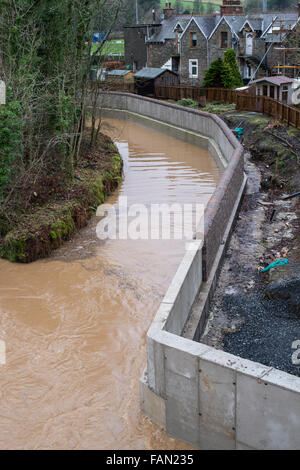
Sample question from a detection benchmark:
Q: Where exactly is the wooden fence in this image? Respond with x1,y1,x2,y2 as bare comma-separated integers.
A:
89,81,135,93
88,81,300,130
155,85,300,130
235,93,300,129
204,87,239,104
154,84,206,103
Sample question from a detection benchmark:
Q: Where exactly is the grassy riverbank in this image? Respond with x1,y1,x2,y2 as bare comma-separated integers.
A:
0,133,122,263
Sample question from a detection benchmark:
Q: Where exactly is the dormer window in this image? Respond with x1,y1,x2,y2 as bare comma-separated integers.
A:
190,32,197,48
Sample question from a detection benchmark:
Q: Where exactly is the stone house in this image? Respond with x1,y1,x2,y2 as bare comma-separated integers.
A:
263,14,300,79
231,11,300,82
124,1,300,86
124,23,161,71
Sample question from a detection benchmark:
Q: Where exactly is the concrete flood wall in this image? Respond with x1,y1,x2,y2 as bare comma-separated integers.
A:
142,237,300,449
97,93,300,450
97,92,244,281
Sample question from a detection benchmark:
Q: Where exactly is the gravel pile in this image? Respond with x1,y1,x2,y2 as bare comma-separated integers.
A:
222,292,300,377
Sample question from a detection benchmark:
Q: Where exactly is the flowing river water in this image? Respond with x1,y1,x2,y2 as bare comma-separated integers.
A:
0,115,221,449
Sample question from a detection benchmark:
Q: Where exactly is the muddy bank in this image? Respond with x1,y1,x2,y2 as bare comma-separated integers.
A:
0,133,123,263
223,111,300,192
201,112,300,376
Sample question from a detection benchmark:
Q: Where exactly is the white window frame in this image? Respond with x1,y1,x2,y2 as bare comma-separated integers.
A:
177,33,181,53
245,63,251,79
191,32,197,47
189,59,198,78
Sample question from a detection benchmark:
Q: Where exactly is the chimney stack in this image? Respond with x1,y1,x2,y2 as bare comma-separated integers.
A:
263,0,267,13
220,0,243,16
163,1,174,20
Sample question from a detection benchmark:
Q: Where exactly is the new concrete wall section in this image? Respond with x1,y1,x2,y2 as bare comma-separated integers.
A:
96,93,300,449
142,226,300,449
141,333,300,450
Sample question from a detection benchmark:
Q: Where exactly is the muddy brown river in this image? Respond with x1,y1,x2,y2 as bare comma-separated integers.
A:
0,116,221,449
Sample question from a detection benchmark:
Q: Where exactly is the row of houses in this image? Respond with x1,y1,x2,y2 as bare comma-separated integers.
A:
102,68,299,105
124,0,300,87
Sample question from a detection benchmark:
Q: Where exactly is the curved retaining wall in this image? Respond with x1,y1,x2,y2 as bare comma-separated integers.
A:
97,92,244,282
97,93,300,450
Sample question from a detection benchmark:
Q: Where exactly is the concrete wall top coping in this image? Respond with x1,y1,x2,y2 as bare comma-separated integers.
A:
149,326,300,390
100,92,244,243
262,368,300,394
99,91,244,155
102,93,300,395
162,240,203,306
147,240,203,337
100,93,300,448
105,92,284,386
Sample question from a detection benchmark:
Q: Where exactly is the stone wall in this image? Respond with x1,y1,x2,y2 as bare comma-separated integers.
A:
179,19,235,86
147,39,177,68
124,25,162,70
252,37,266,62
124,26,148,70
209,21,232,64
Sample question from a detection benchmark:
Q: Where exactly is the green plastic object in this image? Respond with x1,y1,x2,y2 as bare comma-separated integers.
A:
233,127,244,140
260,258,288,273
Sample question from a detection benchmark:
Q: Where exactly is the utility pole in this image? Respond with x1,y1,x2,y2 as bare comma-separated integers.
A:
263,0,267,13
136,0,139,24
249,16,278,83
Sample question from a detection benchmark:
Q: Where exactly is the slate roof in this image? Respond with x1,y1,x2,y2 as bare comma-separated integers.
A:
226,13,298,36
194,16,218,37
134,67,172,78
252,75,294,86
147,16,189,42
224,15,246,35
146,12,299,43
107,70,131,76
247,18,263,31
262,13,299,37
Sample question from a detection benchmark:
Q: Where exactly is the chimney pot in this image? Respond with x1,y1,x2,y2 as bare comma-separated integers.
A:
220,0,243,16
163,2,174,19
